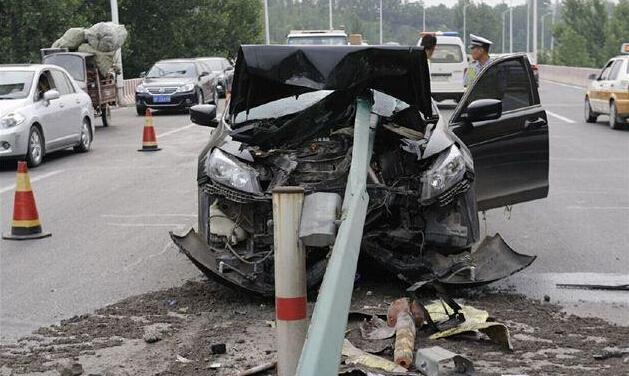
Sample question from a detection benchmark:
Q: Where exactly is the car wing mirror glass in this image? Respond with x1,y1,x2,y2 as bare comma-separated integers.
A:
190,104,218,127
467,99,502,123
43,89,60,103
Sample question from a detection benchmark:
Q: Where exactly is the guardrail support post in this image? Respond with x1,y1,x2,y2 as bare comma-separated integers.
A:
296,97,375,376
272,186,307,376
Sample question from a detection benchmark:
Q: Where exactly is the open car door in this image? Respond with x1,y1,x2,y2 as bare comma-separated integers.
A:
449,54,549,211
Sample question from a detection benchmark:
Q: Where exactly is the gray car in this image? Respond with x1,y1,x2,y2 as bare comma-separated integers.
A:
0,64,95,167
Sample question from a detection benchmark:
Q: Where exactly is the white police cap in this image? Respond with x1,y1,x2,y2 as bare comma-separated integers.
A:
469,34,493,49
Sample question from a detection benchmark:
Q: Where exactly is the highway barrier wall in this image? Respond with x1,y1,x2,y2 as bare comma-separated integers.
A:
539,64,599,88
121,78,142,106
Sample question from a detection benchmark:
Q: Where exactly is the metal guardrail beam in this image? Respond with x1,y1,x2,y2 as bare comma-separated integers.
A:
295,97,375,376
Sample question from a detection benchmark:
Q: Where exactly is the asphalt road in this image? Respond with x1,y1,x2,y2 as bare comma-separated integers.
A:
1,81,628,342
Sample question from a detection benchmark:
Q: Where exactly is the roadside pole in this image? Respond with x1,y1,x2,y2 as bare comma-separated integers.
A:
110,0,124,105
264,0,271,44
272,187,307,376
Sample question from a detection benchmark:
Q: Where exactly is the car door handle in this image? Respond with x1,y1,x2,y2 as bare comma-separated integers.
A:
525,118,546,129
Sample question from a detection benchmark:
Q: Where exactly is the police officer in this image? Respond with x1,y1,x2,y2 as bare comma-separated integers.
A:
465,34,493,87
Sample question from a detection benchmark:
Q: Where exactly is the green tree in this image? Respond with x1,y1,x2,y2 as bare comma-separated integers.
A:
603,0,629,61
552,23,594,67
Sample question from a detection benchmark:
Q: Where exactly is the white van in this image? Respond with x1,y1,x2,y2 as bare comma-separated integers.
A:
418,32,467,102
286,30,348,45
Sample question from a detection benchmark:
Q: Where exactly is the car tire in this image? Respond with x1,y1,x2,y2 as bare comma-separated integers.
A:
609,101,622,130
584,97,597,123
101,104,111,127
26,126,44,168
74,118,92,153
136,105,147,116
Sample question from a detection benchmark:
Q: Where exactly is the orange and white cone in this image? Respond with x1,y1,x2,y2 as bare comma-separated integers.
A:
3,161,51,240
138,108,161,152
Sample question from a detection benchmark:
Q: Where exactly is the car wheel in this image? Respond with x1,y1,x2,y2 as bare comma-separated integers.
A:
609,101,622,130
584,97,597,123
74,118,92,153
197,89,204,105
101,104,111,127
26,126,44,167
136,105,147,116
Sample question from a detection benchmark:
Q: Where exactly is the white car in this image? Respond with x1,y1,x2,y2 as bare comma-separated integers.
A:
418,32,467,102
0,64,95,167
286,30,348,45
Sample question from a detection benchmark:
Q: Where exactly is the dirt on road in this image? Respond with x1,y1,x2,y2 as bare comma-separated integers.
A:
1,278,628,376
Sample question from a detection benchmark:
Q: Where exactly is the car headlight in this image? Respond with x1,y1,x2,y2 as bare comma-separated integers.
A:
176,83,195,93
420,145,466,203
136,84,148,94
0,112,26,129
208,148,262,194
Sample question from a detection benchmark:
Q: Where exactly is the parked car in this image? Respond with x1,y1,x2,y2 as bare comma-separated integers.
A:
0,64,95,167
196,57,234,98
135,59,219,116
585,45,629,129
171,46,549,296
286,29,349,45
419,32,467,102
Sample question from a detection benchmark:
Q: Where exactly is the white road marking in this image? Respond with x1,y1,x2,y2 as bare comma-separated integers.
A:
123,241,173,272
105,223,186,227
566,206,629,210
157,123,194,139
546,111,576,124
541,79,586,90
0,169,65,195
101,214,196,218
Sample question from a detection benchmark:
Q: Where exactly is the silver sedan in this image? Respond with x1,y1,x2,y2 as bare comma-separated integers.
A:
0,64,95,167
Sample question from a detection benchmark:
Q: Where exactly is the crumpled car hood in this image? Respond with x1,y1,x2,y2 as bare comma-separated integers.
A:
229,45,432,119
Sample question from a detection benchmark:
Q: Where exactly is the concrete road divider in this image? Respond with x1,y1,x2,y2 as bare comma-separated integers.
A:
272,186,307,376
539,64,599,88
138,109,161,152
121,78,142,107
3,161,52,240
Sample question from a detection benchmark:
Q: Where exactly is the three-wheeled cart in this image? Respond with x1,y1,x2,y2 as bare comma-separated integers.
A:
42,50,116,127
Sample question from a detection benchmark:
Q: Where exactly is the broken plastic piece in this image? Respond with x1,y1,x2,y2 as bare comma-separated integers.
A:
342,339,408,373
414,346,474,376
360,316,396,340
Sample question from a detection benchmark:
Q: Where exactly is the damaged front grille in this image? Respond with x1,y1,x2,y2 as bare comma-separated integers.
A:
437,179,471,207
203,181,270,204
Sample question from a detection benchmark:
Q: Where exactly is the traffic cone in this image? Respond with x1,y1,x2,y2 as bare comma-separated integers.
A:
138,108,161,152
3,161,51,240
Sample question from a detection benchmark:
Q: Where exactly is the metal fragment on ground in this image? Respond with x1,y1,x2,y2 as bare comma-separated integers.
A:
414,346,474,376
360,315,396,340
237,361,277,376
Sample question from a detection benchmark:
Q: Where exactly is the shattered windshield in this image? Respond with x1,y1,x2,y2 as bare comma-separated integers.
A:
147,62,196,78
0,71,34,99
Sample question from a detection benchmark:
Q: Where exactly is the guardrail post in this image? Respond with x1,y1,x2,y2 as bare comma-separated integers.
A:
296,96,375,376
272,187,307,376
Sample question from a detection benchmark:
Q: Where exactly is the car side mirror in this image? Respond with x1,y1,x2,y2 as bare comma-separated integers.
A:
43,89,60,103
190,104,218,127
139,71,146,78
467,99,502,123
200,72,210,78
224,66,234,71
588,73,597,80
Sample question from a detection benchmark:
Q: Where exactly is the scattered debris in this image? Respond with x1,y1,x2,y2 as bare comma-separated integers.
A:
177,306,189,314
360,316,395,340
142,323,169,343
388,298,424,368
592,346,629,360
342,339,408,373
415,346,474,376
556,283,629,291
57,360,84,376
237,361,277,375
176,354,193,363
265,320,276,328
209,362,222,369
211,343,227,354
543,295,551,302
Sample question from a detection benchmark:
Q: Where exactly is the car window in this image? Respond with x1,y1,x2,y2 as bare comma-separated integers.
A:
609,60,622,80
461,57,533,115
147,62,197,78
0,71,34,99
431,44,464,63
35,71,56,101
50,70,73,95
43,54,85,82
599,60,614,80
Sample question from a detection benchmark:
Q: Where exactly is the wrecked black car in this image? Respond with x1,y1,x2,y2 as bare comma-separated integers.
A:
171,45,549,296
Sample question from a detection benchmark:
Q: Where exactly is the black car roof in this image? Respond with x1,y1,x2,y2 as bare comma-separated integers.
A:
228,45,432,118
